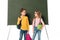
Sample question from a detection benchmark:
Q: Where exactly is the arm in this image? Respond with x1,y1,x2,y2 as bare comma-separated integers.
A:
41,18,45,29
17,17,21,25
26,17,29,31
32,19,35,32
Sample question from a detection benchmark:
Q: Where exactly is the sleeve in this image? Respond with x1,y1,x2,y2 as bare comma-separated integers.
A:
17,17,21,25
41,18,45,27
26,17,29,31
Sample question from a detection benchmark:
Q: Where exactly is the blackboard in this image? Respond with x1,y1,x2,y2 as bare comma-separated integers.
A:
8,0,48,25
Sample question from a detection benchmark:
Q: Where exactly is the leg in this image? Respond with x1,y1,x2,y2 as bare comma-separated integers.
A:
19,30,23,40
38,30,41,40
24,31,27,40
32,27,37,40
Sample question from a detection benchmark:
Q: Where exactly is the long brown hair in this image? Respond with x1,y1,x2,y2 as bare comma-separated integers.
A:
34,10,42,18
20,8,26,12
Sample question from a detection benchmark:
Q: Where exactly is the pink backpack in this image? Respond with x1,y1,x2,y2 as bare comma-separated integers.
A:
26,34,32,40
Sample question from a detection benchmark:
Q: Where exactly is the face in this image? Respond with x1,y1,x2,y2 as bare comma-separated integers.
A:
34,12,38,17
21,10,26,16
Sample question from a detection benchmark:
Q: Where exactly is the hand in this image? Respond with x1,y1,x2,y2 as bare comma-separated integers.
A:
40,27,43,30
19,18,21,21
41,25,45,30
27,31,29,34
18,16,22,21
32,29,34,32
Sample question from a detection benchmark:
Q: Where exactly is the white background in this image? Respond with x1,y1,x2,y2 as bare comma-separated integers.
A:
0,0,60,40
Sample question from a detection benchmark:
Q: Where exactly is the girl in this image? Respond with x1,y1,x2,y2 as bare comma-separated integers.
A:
17,8,29,40
32,10,45,40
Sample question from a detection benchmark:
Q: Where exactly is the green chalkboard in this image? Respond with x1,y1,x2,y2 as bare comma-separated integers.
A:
8,0,48,25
